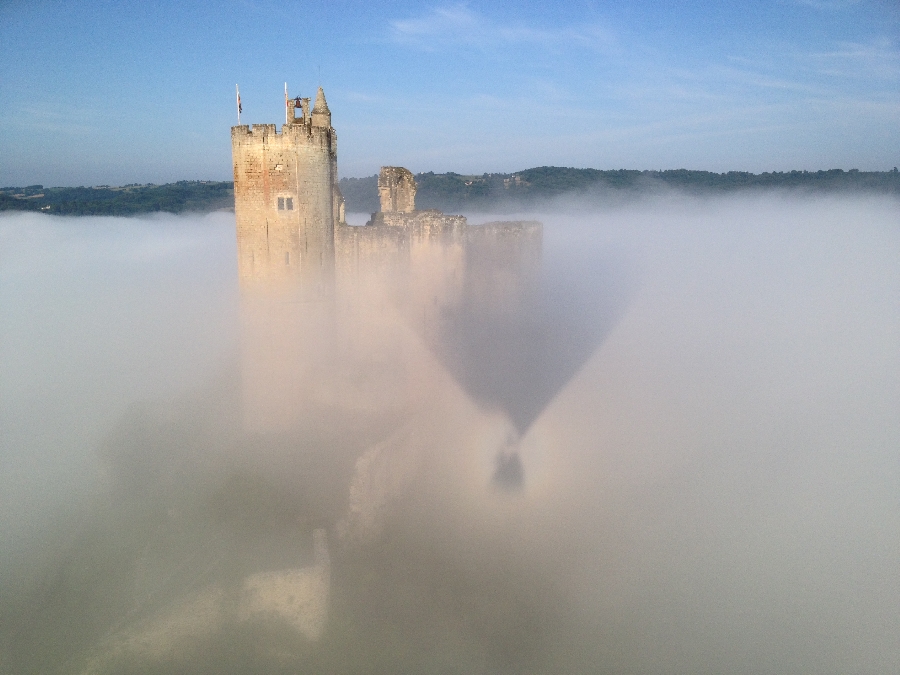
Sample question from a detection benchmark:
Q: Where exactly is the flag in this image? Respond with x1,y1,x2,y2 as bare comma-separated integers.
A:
285,82,288,123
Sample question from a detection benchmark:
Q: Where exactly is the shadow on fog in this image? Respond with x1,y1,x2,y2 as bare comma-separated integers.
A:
428,240,633,438
0,206,637,673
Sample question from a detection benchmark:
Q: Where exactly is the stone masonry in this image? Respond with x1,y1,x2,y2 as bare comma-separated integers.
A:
231,87,343,291
230,89,540,297
378,166,417,213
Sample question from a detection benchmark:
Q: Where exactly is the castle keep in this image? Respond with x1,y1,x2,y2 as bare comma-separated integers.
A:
231,87,540,295
232,88,541,430
231,88,343,288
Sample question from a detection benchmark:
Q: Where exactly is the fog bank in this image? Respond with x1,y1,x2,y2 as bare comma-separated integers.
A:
1,194,898,674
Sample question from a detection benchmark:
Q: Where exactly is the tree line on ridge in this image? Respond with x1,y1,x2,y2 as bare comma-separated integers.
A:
2,168,897,216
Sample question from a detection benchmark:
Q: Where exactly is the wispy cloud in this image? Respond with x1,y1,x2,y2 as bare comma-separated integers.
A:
716,38,899,101
806,39,900,80
389,3,617,53
796,0,863,9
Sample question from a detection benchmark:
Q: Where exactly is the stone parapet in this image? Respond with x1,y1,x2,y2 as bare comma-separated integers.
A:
367,209,467,230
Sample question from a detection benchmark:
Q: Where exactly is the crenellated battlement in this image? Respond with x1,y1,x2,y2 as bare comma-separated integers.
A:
250,123,277,136
231,122,335,148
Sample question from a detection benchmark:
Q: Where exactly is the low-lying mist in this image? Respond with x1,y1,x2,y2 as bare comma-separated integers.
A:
1,193,898,674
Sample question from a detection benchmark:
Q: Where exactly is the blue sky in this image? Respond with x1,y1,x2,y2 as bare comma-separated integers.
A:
0,0,897,185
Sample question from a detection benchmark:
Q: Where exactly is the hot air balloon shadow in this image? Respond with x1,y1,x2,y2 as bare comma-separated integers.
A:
414,223,634,490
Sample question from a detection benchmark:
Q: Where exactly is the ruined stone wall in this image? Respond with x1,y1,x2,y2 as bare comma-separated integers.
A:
368,209,466,230
336,214,466,287
463,221,543,316
335,222,408,285
334,215,468,354
377,166,417,213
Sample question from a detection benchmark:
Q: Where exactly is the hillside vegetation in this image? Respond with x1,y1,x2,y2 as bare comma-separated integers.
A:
341,167,900,213
0,181,234,216
3,168,898,216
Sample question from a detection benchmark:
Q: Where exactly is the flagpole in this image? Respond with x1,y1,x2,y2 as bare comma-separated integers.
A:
285,82,289,125
236,84,241,125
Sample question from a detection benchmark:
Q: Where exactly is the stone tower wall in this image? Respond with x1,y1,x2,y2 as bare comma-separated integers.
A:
232,120,340,291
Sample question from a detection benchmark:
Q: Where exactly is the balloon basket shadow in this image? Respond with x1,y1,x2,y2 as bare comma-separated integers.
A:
492,434,524,492
468,415,542,496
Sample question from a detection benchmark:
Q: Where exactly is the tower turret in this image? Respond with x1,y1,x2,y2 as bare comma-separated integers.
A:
311,87,331,128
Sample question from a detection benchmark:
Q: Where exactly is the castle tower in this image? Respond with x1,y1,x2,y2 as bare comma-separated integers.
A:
231,88,345,432
231,88,344,292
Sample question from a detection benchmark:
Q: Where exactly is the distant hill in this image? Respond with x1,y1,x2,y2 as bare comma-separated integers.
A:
341,167,900,213
2,168,898,216
0,181,234,216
